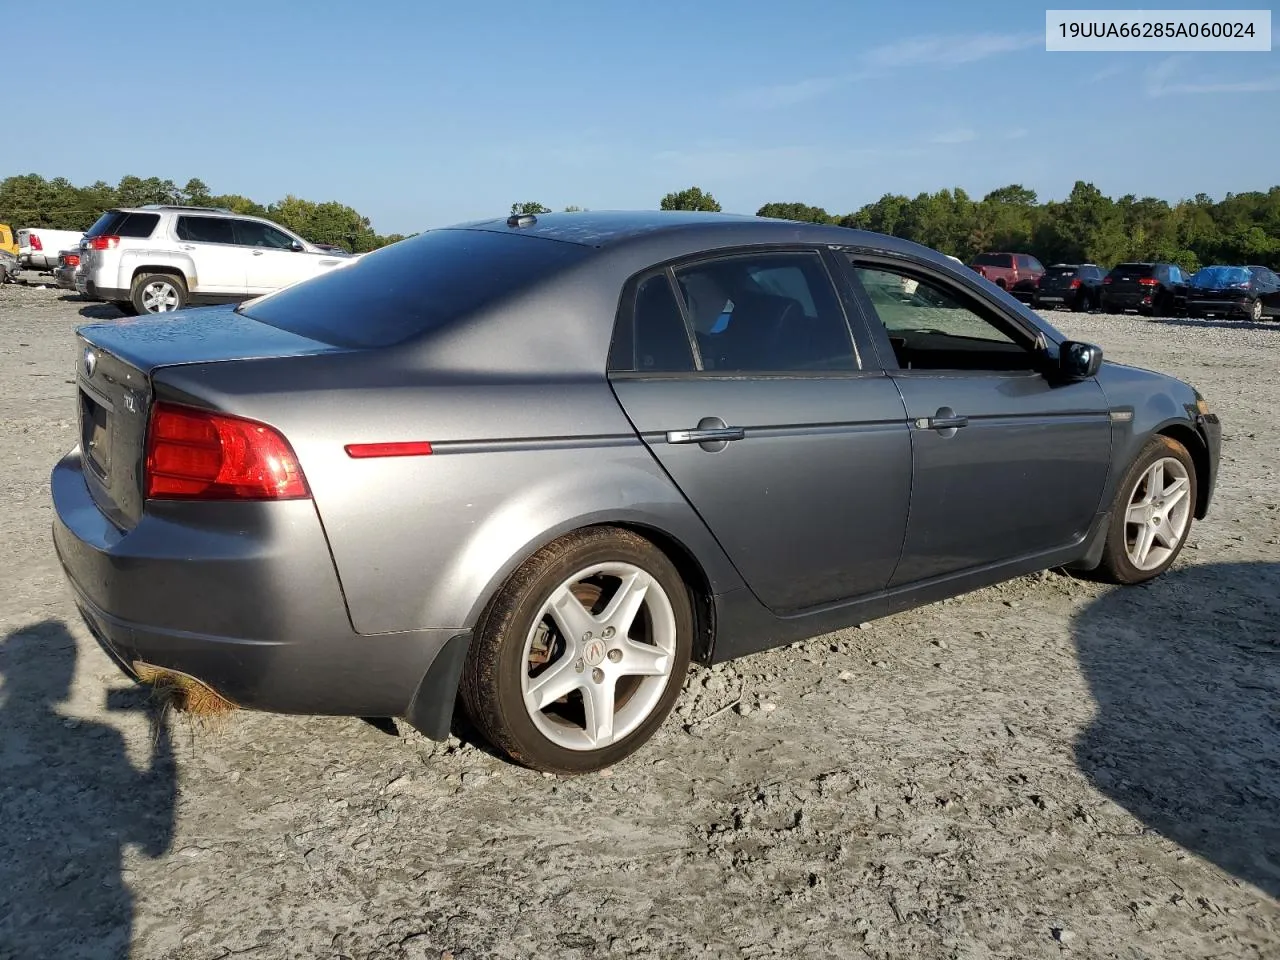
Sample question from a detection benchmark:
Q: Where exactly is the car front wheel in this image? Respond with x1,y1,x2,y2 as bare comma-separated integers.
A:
1097,435,1197,585
459,527,694,774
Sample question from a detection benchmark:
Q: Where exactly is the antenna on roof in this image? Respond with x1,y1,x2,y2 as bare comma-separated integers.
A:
507,213,537,228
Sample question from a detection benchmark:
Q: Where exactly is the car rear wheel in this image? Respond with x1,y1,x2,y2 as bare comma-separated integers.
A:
1096,435,1197,585
131,272,187,314
459,527,693,774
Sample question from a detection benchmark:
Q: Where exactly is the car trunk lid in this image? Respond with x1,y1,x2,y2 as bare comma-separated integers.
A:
74,306,347,530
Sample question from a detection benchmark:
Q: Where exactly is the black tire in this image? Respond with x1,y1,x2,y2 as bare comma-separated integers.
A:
459,527,694,774
1096,435,1197,586
1073,291,1090,312
130,272,187,314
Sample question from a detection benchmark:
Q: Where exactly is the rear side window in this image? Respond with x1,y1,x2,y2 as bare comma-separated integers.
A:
85,211,160,239
973,253,1013,267
240,229,593,349
177,216,235,244
672,251,855,373
610,273,697,374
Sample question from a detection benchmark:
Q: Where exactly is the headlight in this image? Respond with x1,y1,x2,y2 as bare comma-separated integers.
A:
1195,398,1211,416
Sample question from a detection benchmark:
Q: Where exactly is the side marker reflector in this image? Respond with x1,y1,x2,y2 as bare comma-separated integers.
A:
344,441,434,458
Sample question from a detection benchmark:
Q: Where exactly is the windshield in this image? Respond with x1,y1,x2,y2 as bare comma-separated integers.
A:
1190,266,1252,288
972,253,1012,267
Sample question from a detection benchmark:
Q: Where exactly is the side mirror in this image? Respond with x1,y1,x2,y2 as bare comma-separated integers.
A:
290,240,305,252
1058,340,1103,379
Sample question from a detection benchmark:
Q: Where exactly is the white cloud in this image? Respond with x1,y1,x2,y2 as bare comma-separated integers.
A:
930,129,978,144
1088,63,1126,84
1146,55,1280,97
732,31,1041,110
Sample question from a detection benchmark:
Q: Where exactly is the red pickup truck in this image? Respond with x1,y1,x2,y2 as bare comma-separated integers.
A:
968,252,1045,302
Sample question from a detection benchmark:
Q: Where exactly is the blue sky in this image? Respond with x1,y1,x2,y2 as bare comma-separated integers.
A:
10,0,1279,234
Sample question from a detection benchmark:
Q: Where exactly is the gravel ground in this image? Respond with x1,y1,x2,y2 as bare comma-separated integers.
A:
1,281,1277,960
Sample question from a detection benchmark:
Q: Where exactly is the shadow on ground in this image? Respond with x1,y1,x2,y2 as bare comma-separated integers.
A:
74,302,127,321
1145,315,1278,333
0,621,176,959
1074,562,1280,898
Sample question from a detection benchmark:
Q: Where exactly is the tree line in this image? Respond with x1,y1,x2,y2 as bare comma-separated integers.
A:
5,173,1279,270
695,183,1280,272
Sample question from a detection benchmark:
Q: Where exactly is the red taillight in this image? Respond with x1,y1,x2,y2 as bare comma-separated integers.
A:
29,234,42,251
88,235,120,250
1070,278,1081,289
144,402,309,500
1103,277,1113,284
65,254,80,267
1137,277,1159,286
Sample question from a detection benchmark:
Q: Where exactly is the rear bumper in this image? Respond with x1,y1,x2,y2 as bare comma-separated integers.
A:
1186,297,1250,316
77,276,129,302
51,447,467,735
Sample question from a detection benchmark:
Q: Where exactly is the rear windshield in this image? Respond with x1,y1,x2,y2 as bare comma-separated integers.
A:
1190,266,1252,288
1111,263,1154,277
85,210,160,239
239,229,593,348
973,253,1013,267
1045,266,1078,277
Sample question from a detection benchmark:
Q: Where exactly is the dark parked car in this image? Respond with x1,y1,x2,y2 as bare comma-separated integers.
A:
51,212,1222,774
968,252,1045,301
53,249,81,291
1101,262,1188,316
1033,263,1105,312
1185,264,1280,321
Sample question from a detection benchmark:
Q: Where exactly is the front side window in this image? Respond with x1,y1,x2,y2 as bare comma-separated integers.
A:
851,262,1039,372
234,220,297,249
671,252,856,373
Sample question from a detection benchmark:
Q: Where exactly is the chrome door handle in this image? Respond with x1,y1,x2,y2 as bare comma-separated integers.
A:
914,406,969,434
252,250,264,256
916,416,968,429
666,427,745,444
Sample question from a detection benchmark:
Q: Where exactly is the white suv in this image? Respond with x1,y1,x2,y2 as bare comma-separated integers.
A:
76,205,356,315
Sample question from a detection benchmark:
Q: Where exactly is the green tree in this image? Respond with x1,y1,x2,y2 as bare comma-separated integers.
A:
660,187,721,212
755,202,833,223
511,201,552,215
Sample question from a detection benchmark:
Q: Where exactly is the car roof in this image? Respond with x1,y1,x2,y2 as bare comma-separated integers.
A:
442,209,926,255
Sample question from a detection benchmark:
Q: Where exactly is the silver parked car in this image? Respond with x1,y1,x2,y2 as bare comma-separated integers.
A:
52,212,1222,774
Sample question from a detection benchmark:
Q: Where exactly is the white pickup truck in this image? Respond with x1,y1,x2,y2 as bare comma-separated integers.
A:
18,227,86,271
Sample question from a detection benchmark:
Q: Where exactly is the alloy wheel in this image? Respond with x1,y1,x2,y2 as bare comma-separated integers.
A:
141,280,180,312
520,561,677,751
1124,456,1192,571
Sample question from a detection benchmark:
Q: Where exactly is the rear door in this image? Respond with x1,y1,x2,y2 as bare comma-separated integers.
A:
841,254,1111,585
175,216,248,294
608,248,912,614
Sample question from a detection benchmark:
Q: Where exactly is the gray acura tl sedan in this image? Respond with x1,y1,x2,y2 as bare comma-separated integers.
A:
52,211,1221,774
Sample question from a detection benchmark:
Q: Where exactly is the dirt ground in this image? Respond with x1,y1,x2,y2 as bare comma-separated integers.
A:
0,280,1277,960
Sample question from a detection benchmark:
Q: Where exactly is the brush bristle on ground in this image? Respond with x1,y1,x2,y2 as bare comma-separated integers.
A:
134,664,236,723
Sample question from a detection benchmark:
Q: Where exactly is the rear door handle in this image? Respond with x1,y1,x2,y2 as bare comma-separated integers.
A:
916,416,968,429
666,416,745,451
913,406,969,434
666,427,745,444
252,250,264,256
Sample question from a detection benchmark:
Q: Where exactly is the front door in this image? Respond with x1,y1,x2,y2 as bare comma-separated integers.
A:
608,250,912,614
235,220,318,294
844,258,1112,586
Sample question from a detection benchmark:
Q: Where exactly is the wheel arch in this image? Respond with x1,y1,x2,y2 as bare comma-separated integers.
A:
1154,420,1211,519
130,264,190,285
